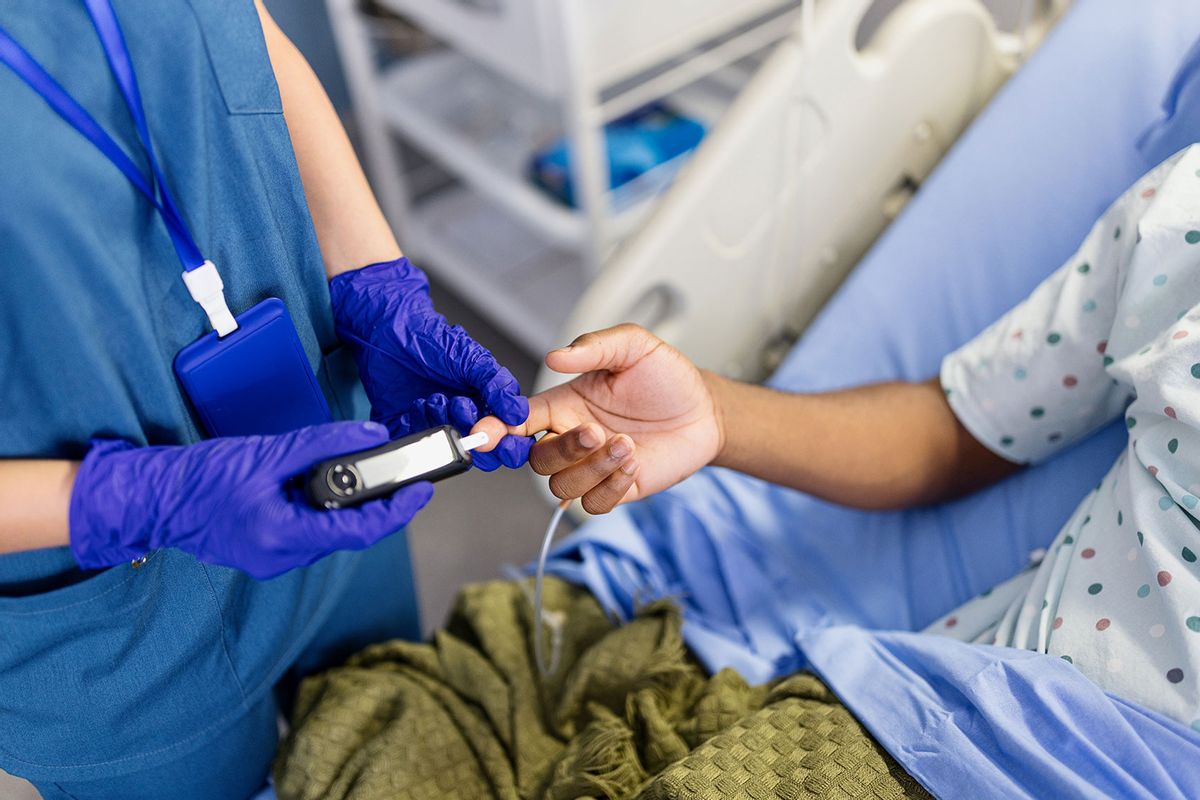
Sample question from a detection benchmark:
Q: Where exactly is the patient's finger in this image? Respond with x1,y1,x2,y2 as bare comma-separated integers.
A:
580,460,639,515
547,434,635,501
471,393,556,450
528,423,605,476
450,396,500,472
511,394,555,438
470,415,510,452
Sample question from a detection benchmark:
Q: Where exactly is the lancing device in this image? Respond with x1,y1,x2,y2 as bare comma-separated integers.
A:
306,425,490,509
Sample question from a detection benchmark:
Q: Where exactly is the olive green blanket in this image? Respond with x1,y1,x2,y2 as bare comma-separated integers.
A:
273,578,929,800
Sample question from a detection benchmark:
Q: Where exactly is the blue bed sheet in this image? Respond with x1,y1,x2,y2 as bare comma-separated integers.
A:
546,1,1200,796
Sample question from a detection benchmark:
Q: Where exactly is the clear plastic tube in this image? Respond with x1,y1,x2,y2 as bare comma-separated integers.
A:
532,500,570,676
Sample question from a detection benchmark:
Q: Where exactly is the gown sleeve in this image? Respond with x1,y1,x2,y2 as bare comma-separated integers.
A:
939,147,1192,465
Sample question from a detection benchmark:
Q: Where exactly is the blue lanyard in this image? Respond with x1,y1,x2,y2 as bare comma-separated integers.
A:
0,0,205,271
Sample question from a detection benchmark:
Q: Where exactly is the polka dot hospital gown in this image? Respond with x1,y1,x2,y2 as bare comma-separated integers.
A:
932,145,1200,731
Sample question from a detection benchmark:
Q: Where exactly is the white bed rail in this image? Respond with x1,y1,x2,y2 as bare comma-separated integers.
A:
537,0,1065,389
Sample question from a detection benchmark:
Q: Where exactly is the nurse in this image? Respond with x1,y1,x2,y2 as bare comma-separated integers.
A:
0,2,528,798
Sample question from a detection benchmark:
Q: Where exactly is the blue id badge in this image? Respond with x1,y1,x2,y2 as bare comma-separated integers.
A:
174,298,332,438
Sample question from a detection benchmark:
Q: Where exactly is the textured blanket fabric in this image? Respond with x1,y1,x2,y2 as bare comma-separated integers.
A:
273,579,928,800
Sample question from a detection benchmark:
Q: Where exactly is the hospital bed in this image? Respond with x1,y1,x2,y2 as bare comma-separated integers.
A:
537,0,1200,797
257,1,1200,798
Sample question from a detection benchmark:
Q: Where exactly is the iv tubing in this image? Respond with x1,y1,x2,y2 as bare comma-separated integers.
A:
533,499,570,676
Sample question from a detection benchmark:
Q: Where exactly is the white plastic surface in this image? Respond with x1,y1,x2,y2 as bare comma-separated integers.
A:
181,260,237,337
540,0,1028,389
375,0,800,98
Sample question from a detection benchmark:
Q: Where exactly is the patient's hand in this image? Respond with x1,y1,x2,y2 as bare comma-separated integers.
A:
472,324,723,514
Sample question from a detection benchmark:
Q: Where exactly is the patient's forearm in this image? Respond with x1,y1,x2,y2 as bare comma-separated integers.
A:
256,2,401,277
707,376,1019,510
0,461,75,554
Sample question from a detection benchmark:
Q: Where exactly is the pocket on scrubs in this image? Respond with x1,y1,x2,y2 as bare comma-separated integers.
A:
0,549,249,784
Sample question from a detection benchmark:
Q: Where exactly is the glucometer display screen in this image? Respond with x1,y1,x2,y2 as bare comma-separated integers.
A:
355,430,455,489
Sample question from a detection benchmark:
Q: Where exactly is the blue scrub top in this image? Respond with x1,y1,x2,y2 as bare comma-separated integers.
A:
0,1,400,788
0,1,369,563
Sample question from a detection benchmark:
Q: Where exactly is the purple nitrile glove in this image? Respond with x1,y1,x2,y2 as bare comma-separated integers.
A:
329,258,534,463
68,422,433,580
397,393,533,472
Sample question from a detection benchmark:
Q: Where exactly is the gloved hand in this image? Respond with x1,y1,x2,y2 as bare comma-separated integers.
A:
329,258,534,471
69,421,433,580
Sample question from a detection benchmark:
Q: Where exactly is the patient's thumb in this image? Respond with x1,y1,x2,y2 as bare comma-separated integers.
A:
546,324,657,375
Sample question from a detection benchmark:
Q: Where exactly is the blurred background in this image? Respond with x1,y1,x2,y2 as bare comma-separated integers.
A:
0,1,1050,796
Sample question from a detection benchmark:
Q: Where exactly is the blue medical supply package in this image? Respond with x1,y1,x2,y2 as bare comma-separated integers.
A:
529,103,705,207
174,298,331,437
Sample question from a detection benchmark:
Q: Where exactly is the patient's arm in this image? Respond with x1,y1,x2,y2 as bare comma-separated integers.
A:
707,370,1020,510
473,324,1019,513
